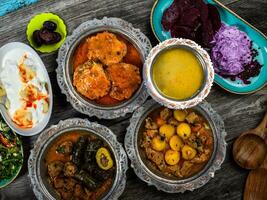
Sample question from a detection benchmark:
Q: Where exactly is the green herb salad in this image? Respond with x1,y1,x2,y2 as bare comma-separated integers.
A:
0,119,23,181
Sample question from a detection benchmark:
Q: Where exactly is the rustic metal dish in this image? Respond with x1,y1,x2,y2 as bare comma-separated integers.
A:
144,38,214,110
56,17,152,119
28,118,128,200
125,99,226,193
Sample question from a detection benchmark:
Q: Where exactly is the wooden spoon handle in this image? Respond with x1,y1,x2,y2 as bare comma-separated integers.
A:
244,168,267,200
254,112,267,139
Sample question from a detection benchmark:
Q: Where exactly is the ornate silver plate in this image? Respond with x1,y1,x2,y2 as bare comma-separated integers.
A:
56,17,152,119
28,118,128,200
143,38,214,110
124,99,226,193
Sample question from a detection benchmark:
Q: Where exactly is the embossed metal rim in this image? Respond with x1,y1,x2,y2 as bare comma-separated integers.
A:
28,118,128,200
143,38,214,110
124,99,227,193
56,17,152,119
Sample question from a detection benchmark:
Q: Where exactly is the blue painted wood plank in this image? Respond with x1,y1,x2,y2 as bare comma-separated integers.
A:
0,0,38,16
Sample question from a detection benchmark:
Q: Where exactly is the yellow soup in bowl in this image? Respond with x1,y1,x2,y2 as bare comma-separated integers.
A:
152,47,204,100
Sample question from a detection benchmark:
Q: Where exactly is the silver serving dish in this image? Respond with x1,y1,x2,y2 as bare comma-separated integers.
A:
56,17,152,119
143,38,214,110
124,99,226,193
28,118,128,200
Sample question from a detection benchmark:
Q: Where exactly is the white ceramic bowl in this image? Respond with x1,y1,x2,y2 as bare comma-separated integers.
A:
0,42,53,136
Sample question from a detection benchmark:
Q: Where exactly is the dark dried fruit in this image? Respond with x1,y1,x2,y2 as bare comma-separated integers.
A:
39,29,54,44
52,32,62,43
43,21,57,31
32,30,43,47
31,20,62,47
39,29,62,44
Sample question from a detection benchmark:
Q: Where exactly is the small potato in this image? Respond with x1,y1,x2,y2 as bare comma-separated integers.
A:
156,117,166,127
151,136,166,151
173,110,187,122
177,123,191,140
159,124,175,140
165,150,180,165
169,135,183,151
182,145,197,160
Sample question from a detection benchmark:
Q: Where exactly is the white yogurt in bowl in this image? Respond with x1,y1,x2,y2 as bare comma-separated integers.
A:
0,42,53,136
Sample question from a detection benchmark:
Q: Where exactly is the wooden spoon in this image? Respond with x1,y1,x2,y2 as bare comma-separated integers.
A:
233,113,267,169
244,156,267,200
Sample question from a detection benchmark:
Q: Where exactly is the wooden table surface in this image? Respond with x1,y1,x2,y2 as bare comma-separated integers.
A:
0,0,266,199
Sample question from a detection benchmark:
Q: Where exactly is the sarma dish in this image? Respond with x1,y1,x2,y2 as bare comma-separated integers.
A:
45,131,115,200
28,118,128,200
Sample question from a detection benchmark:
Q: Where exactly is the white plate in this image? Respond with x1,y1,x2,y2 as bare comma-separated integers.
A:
0,42,53,136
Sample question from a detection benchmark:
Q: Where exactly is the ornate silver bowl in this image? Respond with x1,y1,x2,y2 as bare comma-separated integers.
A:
28,118,128,200
124,99,226,193
143,38,214,109
56,17,152,119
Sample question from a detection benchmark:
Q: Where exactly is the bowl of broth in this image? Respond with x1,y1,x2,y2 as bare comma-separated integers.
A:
124,99,227,193
28,118,128,200
144,38,214,109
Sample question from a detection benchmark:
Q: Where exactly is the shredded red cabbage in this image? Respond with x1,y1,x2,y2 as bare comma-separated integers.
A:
211,23,252,76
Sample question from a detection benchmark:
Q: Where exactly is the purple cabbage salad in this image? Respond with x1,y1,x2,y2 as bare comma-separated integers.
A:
210,23,262,84
211,23,252,75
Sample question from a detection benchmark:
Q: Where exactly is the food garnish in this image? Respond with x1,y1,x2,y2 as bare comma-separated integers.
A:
141,107,213,178
96,147,114,170
211,23,262,84
161,0,221,48
45,132,115,200
0,53,49,128
152,47,204,100
0,120,23,180
32,21,62,47
72,31,142,105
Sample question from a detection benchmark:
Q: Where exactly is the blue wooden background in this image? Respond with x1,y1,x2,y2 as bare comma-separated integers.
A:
0,0,38,16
